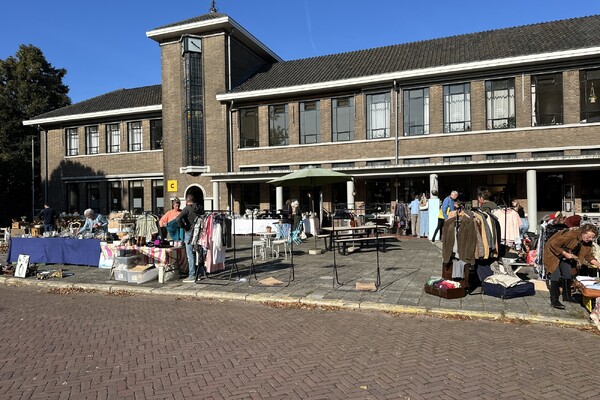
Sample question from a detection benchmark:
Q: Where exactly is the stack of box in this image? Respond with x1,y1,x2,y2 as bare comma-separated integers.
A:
113,255,143,282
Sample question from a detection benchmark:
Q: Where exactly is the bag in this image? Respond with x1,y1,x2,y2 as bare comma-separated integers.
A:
477,265,535,299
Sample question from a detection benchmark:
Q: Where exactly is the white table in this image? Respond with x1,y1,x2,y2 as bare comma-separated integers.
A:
232,219,279,235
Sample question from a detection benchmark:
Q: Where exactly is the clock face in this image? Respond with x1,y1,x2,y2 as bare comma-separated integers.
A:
184,37,202,53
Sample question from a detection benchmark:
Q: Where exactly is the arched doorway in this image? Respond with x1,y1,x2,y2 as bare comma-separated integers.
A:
184,184,205,206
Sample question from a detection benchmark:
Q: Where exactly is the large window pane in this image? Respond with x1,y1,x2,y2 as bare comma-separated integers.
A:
66,128,78,156
106,124,120,153
532,73,563,126
367,92,390,139
486,79,515,129
443,84,470,132
240,107,259,148
580,69,600,123
332,97,354,141
404,88,430,136
152,180,164,215
300,100,320,144
87,182,100,212
128,121,142,151
129,180,144,214
269,104,289,146
85,126,99,154
108,181,122,212
150,119,163,150
184,52,205,165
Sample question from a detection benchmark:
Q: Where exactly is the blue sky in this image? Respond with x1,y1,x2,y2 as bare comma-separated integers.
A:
3,0,600,104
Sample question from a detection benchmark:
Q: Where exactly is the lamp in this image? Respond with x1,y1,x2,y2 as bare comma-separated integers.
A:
589,82,597,104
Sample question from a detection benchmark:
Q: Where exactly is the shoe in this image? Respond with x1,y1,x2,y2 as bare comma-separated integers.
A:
431,239,435,243
550,280,565,310
182,277,196,283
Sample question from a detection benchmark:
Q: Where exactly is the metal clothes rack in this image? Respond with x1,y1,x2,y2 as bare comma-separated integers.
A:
194,210,240,285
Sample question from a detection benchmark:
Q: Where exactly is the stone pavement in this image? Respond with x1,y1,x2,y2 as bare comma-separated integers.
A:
0,235,593,328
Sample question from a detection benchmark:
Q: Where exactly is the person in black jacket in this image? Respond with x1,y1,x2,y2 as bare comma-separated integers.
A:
38,203,57,233
176,194,204,282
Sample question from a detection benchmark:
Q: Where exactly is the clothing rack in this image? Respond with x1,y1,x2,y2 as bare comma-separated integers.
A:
194,210,240,285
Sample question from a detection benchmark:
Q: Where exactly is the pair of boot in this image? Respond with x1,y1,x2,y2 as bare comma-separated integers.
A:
549,279,577,310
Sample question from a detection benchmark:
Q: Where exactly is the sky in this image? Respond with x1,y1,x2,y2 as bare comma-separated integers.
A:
3,0,600,104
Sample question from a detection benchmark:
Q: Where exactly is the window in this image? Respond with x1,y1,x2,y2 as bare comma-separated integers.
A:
269,165,289,171
269,104,289,146
66,183,79,214
533,151,563,158
332,162,355,169
581,149,600,156
580,69,600,123
106,124,120,153
366,160,391,166
367,92,391,139
300,101,320,144
108,181,122,212
128,121,142,151
486,153,517,160
86,182,100,212
486,79,515,129
129,180,144,214
332,97,354,141
152,180,164,215
240,167,260,172
300,164,321,169
85,126,99,154
184,52,205,165
404,158,430,165
66,128,78,156
239,107,259,148
531,73,563,126
444,84,471,132
150,119,163,150
403,88,429,136
444,156,472,162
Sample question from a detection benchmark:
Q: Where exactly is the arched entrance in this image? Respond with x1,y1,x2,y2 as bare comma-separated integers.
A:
184,184,205,206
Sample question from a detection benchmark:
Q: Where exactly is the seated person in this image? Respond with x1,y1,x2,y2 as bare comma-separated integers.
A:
78,208,108,234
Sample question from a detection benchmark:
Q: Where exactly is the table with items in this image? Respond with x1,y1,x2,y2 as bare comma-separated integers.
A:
8,237,102,267
100,243,188,272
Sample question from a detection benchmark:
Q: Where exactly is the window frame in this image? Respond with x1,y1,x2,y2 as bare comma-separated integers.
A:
366,91,391,139
128,180,144,214
239,107,259,148
531,73,563,126
65,127,79,156
443,83,471,133
127,121,142,152
580,69,600,123
486,78,516,129
300,100,320,144
150,119,163,150
106,123,120,153
85,125,99,155
332,96,355,142
403,87,430,136
268,104,289,146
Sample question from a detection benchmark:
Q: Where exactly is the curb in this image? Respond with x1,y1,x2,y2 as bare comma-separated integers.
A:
0,276,593,329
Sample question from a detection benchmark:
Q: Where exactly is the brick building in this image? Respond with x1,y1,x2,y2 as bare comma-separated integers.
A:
24,11,600,224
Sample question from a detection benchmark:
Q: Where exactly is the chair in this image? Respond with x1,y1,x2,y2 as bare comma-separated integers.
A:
272,223,291,259
252,239,266,260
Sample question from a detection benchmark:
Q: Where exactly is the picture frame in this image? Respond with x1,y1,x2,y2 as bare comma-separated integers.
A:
15,254,30,278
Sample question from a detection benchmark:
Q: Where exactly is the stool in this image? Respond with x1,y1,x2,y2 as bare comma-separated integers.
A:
252,240,266,260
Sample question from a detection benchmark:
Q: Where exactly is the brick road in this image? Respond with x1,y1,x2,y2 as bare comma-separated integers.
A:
0,285,598,400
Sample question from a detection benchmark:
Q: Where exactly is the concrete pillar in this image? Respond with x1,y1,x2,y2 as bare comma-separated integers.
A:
212,181,220,212
526,169,537,233
347,180,355,210
429,174,439,198
276,186,283,211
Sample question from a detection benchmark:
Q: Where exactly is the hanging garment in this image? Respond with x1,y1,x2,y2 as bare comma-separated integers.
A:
135,214,159,242
442,211,478,264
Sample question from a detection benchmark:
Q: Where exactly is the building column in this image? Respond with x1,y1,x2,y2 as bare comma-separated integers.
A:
212,181,220,212
276,186,283,212
429,174,439,198
526,169,537,233
347,180,355,210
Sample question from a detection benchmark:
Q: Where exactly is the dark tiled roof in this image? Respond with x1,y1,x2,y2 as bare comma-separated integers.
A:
230,14,600,93
34,85,162,119
151,12,227,31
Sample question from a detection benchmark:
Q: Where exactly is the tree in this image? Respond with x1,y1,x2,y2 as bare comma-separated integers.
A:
0,45,70,225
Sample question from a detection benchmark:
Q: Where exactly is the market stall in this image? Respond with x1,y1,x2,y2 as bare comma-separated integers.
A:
7,237,101,267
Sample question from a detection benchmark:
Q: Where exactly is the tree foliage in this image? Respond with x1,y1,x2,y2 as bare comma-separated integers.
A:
0,45,70,224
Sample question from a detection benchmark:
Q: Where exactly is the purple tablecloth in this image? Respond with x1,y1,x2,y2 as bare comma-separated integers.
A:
8,238,101,267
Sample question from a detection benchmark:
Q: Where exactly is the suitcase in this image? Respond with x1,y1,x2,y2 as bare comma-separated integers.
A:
477,265,535,299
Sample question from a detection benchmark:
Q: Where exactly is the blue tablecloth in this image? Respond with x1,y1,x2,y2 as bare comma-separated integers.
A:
8,238,101,267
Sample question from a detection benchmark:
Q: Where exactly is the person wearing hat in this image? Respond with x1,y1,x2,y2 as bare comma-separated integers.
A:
159,197,184,246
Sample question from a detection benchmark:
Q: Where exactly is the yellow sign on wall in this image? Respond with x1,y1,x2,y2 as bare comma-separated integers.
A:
167,180,178,192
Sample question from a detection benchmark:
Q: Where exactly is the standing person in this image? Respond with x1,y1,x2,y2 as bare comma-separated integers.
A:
477,187,498,212
544,224,600,309
512,200,529,237
432,190,458,242
159,197,183,245
291,199,302,232
409,195,420,237
78,208,108,234
176,194,204,283
38,203,58,233
419,194,429,238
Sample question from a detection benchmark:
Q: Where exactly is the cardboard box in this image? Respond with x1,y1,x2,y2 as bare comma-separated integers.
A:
127,264,158,284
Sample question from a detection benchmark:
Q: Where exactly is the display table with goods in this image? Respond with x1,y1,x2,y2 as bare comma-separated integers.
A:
100,243,188,272
7,237,102,267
